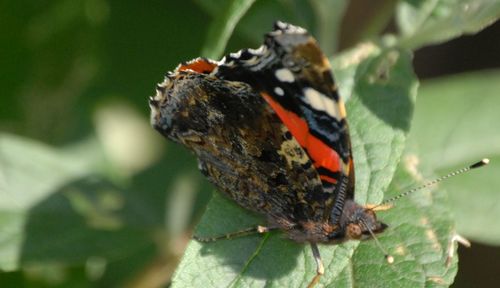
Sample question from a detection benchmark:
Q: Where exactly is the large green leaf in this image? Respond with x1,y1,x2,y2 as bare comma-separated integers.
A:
396,0,500,49
0,133,206,284
170,44,436,287
348,159,458,287
406,70,500,245
0,134,149,271
0,134,98,270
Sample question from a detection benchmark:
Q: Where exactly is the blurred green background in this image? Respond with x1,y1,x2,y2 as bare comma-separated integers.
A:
1,1,499,287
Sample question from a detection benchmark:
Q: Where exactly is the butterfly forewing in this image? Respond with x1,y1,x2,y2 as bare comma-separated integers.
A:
215,21,354,223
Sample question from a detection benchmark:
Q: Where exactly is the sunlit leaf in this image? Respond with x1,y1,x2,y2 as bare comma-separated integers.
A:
171,44,432,287
407,70,500,245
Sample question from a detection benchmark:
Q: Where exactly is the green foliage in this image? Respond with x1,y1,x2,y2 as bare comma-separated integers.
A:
200,0,256,59
0,133,209,286
173,45,422,287
407,71,500,245
0,0,498,287
396,0,500,49
0,134,105,271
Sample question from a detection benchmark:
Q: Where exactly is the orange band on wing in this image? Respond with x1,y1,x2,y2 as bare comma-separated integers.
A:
261,93,341,183
178,59,217,74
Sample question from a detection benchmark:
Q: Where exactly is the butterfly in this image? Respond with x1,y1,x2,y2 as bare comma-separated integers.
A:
149,21,488,287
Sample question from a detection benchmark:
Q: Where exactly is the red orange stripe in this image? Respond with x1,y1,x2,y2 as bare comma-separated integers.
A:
178,59,217,74
261,92,341,184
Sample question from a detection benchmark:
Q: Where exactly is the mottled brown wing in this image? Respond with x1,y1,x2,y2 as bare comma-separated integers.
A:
150,71,327,225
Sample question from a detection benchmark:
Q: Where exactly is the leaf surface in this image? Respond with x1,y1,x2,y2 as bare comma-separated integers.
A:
406,70,500,245
170,44,458,287
396,0,500,49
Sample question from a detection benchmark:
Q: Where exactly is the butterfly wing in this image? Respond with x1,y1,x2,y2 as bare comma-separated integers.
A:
151,58,329,227
215,21,354,224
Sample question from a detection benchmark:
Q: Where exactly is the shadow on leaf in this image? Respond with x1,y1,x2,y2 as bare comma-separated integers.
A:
354,48,416,132
20,176,153,265
180,193,304,284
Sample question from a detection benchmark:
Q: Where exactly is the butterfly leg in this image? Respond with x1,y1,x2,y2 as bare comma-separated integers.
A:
307,243,324,288
194,225,274,242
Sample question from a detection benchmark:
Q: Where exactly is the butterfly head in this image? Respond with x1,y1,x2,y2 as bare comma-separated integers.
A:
337,200,387,241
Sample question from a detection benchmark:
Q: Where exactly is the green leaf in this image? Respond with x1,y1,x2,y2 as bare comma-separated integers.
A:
0,134,98,270
349,159,458,287
406,70,500,245
171,44,431,287
343,47,418,205
200,0,256,59
442,157,500,246
396,0,500,49
0,134,149,271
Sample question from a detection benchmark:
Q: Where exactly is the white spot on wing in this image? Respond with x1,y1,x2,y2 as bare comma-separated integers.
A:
275,68,295,83
303,88,341,120
275,21,288,30
274,87,284,96
275,21,307,34
248,45,265,55
230,50,242,59
217,56,227,65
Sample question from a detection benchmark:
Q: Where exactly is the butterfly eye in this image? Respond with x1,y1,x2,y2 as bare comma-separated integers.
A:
346,223,362,239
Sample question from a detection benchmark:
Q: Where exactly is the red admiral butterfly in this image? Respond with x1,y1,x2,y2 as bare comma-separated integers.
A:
149,21,488,287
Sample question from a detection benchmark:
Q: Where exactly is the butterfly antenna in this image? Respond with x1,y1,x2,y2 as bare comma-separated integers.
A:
377,158,489,207
360,220,394,264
